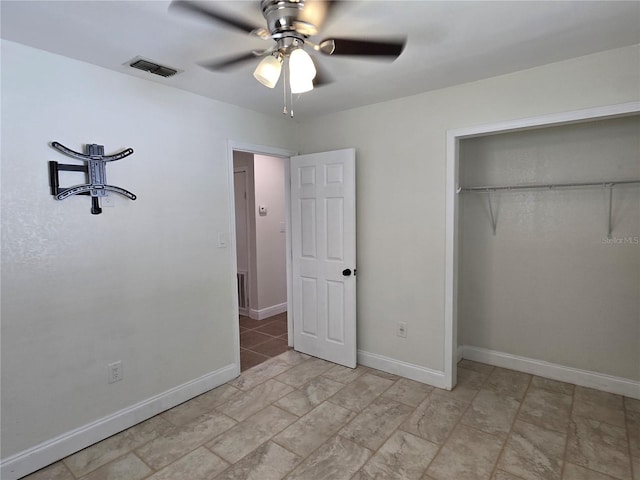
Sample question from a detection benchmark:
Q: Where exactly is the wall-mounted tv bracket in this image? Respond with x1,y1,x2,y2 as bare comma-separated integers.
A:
48,142,137,215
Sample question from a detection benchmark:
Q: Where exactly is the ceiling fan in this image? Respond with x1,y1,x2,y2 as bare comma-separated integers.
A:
170,0,406,114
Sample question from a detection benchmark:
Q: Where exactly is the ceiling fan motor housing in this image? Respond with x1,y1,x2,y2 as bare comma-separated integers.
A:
261,0,313,40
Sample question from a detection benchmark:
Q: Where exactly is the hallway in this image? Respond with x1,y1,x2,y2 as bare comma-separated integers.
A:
239,313,288,371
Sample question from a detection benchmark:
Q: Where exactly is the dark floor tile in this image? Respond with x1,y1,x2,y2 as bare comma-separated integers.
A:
251,338,289,357
239,316,265,330
255,321,288,337
240,330,273,349
240,349,269,371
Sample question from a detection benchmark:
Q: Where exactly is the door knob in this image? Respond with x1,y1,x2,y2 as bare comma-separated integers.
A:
342,268,352,276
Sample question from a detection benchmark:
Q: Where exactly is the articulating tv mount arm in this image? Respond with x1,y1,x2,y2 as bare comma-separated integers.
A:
48,142,137,215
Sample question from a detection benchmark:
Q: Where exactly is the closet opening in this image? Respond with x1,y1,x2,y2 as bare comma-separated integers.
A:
445,102,640,396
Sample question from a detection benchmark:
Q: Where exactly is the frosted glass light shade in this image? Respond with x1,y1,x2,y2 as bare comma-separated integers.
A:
289,48,316,80
253,55,282,88
290,75,314,94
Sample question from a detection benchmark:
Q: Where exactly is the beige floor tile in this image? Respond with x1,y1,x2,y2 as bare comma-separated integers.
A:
566,416,632,480
382,378,434,407
339,396,413,450
458,359,495,378
531,377,575,396
461,389,521,438
229,357,293,391
274,357,334,387
277,350,311,366
21,462,74,480
25,358,639,480
400,393,468,445
625,397,640,414
626,410,640,457
135,411,236,470
573,387,626,428
78,453,150,480
366,369,401,381
286,435,371,480
273,401,356,456
161,384,242,426
435,367,486,404
322,364,370,384
426,424,504,480
146,447,228,480
563,463,621,479
207,405,297,463
497,420,566,480
518,388,572,433
493,470,527,480
483,368,532,401
575,387,624,408
215,441,301,480
359,430,438,480
217,379,294,421
275,376,344,416
64,415,172,477
328,373,395,412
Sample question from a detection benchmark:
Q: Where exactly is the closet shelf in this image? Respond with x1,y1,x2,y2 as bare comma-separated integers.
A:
456,179,640,238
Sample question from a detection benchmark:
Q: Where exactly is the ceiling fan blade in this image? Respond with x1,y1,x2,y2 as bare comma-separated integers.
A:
296,0,341,35
198,52,258,71
170,1,261,35
319,37,406,59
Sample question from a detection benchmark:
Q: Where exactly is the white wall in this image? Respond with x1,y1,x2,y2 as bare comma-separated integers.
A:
296,44,640,375
458,117,640,381
0,39,295,465
253,155,287,314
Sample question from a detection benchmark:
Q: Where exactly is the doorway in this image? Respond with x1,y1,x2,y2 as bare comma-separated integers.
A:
228,142,297,372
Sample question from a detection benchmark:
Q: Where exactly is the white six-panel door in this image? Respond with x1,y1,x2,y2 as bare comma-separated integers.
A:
290,149,357,368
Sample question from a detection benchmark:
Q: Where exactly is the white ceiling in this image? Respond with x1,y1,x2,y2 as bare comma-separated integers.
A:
2,1,639,120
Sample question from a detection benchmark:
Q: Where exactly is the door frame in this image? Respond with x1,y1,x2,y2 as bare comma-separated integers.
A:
227,140,298,371
444,101,640,390
233,166,251,317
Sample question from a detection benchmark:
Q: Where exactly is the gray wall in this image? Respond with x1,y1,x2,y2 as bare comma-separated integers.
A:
0,40,296,458
458,117,640,380
297,44,640,373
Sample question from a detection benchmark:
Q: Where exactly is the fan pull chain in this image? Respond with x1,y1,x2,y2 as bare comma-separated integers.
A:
282,58,288,116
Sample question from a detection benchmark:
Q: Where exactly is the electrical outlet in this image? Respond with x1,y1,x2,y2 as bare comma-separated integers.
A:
397,322,407,338
108,361,123,384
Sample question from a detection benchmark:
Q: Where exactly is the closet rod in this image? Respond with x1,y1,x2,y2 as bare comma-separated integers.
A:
457,179,640,193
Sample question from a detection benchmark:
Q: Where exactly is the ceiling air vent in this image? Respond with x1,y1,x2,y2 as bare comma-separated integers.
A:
128,57,179,78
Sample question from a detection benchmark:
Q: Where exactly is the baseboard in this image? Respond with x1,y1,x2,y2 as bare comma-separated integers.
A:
357,350,448,389
238,307,249,317
0,364,238,480
461,345,640,400
249,302,287,320
456,346,464,363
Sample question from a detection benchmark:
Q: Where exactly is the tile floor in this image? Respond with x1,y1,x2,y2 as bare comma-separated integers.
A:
23,354,640,480
239,314,289,371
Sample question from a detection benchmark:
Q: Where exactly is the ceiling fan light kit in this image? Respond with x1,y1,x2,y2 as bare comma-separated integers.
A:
253,54,283,88
171,0,407,116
